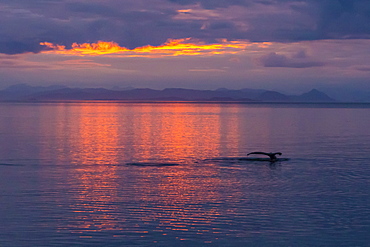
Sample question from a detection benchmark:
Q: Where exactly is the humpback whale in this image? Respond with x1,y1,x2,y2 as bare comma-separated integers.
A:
247,152,282,162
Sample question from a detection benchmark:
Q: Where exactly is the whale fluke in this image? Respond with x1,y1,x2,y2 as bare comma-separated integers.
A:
247,152,282,161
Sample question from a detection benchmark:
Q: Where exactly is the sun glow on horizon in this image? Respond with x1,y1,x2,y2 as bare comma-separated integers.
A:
40,39,271,57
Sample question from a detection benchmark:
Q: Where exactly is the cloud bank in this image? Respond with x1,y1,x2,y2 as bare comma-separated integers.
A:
1,0,370,55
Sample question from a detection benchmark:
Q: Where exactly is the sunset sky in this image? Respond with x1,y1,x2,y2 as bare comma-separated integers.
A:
1,0,370,94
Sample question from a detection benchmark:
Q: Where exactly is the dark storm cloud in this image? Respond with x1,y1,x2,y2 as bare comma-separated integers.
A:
0,0,178,53
66,2,119,16
316,0,370,39
0,41,41,55
1,0,370,54
259,51,325,68
168,0,370,40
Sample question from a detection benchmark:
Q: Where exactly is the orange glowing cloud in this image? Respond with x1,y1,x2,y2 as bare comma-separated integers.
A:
40,39,270,57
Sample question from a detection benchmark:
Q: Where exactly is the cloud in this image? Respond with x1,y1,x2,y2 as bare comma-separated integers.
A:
314,0,370,39
40,39,258,57
174,7,220,20
0,0,177,54
1,39,369,92
259,50,325,68
54,59,111,69
0,54,49,69
1,0,370,55
188,68,226,72
354,66,370,72
167,0,251,9
65,2,120,17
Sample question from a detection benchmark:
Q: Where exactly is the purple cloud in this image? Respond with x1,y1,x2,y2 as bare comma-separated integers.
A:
0,55,49,69
167,0,251,9
259,51,325,68
355,66,370,72
1,0,370,55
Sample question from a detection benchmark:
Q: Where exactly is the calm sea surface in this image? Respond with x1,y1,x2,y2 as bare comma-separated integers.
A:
0,102,369,246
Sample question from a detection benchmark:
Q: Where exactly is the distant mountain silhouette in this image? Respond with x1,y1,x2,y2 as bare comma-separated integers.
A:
0,84,337,102
110,86,136,91
0,84,67,101
256,91,291,102
292,89,335,102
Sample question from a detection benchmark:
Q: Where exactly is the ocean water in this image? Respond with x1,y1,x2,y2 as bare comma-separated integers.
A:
0,102,369,246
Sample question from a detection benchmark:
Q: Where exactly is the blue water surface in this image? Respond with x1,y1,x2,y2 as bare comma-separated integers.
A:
0,102,369,246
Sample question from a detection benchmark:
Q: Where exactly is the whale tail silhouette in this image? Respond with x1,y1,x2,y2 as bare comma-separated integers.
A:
247,152,282,161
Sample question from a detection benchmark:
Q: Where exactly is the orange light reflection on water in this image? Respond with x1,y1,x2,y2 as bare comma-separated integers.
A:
129,104,224,163
73,104,121,165
40,103,245,235
56,104,123,232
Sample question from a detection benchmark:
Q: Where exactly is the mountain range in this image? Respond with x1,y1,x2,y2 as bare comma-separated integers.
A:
0,83,355,103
